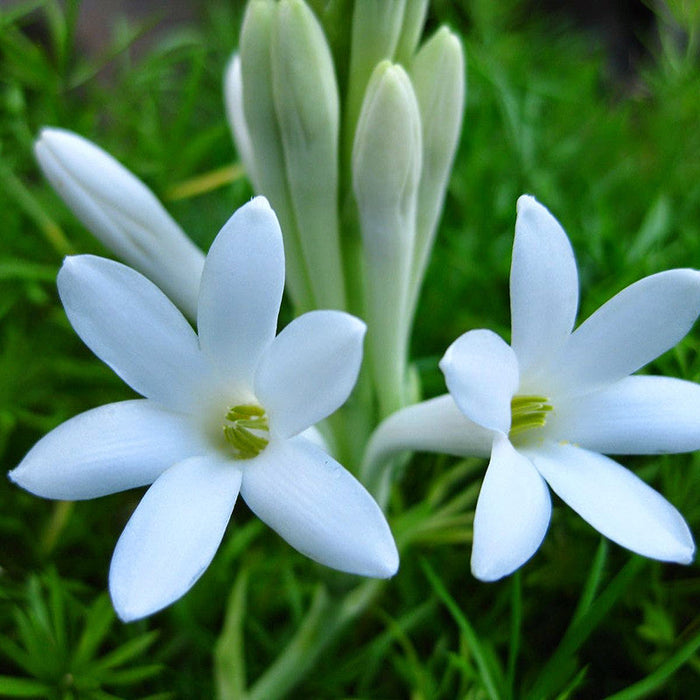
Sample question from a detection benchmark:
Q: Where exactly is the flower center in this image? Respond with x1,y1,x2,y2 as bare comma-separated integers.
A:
222,404,270,459
510,395,553,438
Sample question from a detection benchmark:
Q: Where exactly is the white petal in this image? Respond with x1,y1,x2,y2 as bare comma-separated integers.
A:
555,269,700,397
255,310,366,438
547,376,700,454
361,395,494,504
471,433,551,581
440,329,519,433
510,195,579,383
299,425,330,452
58,255,208,411
109,455,241,622
36,128,204,320
240,437,398,578
223,54,259,189
197,197,284,387
525,442,695,564
363,394,493,475
9,400,207,500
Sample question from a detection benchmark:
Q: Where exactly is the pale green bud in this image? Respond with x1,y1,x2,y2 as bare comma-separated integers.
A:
239,0,314,311
271,0,345,310
344,0,407,171
352,61,422,416
395,0,429,65
409,26,465,316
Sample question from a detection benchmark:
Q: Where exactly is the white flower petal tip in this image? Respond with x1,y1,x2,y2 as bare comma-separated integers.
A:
109,456,242,622
197,196,285,383
526,443,696,565
256,310,367,438
440,329,519,433
240,438,398,579
247,194,273,213
470,435,551,582
8,400,207,500
511,194,578,380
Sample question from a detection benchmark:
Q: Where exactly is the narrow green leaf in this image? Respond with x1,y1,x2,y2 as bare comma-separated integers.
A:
92,631,160,671
214,570,249,700
421,559,504,700
528,557,645,699
0,675,51,697
604,626,700,700
72,595,115,669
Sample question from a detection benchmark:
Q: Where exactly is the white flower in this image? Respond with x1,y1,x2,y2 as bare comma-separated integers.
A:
10,197,398,621
367,195,700,581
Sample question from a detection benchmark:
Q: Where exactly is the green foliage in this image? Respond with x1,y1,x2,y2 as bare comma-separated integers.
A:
1,0,700,698
0,570,165,699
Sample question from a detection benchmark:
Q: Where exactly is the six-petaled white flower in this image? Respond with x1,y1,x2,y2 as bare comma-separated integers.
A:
367,195,700,581
10,197,398,621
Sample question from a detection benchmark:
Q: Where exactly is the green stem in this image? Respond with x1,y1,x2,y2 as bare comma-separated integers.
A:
246,580,382,700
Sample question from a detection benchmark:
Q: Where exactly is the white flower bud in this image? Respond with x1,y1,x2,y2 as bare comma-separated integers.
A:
352,61,422,416
239,0,313,311
409,26,465,314
35,128,204,320
223,54,259,190
271,0,345,310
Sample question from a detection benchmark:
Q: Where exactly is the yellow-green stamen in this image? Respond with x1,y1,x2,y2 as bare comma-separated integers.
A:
510,395,553,438
223,404,269,459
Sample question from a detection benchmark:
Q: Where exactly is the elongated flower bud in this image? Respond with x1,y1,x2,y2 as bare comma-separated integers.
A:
223,54,259,190
239,0,313,311
271,0,345,310
35,128,204,320
344,0,407,172
408,26,465,316
352,61,422,416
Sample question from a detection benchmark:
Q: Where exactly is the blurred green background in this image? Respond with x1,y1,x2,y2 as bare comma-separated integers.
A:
1,1,699,697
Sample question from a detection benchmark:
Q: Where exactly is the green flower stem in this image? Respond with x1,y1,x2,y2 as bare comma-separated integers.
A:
214,572,248,700
394,0,428,65
245,580,382,700
236,483,477,700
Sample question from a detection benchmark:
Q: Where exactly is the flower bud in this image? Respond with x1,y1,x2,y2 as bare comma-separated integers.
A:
352,61,422,416
239,0,313,311
271,0,345,310
344,0,407,169
409,27,465,315
223,54,259,190
35,128,204,320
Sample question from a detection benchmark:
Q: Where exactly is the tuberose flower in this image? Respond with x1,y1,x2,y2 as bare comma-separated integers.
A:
10,197,398,621
366,195,700,581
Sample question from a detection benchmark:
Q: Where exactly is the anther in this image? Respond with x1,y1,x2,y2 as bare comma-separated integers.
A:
223,404,269,459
